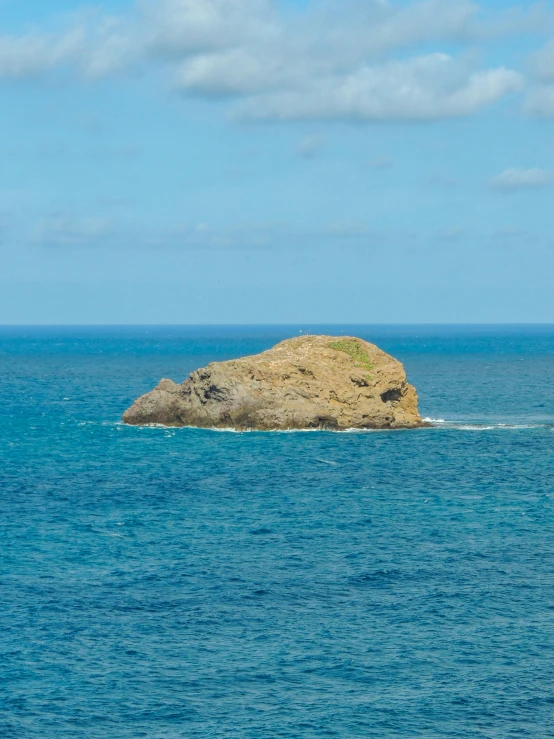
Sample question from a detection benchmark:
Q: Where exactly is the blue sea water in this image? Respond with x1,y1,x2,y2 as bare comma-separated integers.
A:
1,325,554,738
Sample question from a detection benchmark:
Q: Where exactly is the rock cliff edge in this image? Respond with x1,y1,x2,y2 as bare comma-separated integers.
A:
123,335,424,430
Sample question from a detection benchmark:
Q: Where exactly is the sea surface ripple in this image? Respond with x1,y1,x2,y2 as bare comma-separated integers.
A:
1,325,554,738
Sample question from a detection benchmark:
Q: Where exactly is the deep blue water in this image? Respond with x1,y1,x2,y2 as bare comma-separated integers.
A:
1,325,554,738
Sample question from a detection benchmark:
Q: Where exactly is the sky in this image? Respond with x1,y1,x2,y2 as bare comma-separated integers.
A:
1,0,554,324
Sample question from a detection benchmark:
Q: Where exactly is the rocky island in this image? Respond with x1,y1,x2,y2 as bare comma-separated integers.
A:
123,335,424,430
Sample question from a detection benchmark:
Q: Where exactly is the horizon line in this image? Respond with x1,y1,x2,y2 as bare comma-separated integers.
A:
2,322,554,328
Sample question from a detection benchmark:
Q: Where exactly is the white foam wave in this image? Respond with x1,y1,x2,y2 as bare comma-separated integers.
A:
122,423,387,434
426,420,553,431
455,425,498,431
88,419,554,434
127,423,323,433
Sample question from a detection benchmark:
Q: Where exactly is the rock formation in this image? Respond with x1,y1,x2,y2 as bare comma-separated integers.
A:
123,335,424,430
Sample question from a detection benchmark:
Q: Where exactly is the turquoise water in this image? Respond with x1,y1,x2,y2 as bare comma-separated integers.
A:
1,325,554,738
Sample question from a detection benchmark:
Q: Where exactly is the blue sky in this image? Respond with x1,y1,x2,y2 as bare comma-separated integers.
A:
1,0,554,323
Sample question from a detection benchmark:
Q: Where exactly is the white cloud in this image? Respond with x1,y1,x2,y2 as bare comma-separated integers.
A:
236,55,523,121
175,47,286,95
36,216,115,246
0,30,83,78
523,38,554,117
523,84,554,116
0,14,132,80
490,168,551,191
135,220,287,250
170,0,479,93
159,2,525,121
530,39,554,82
0,0,532,122
142,0,278,55
81,19,134,79
30,216,370,251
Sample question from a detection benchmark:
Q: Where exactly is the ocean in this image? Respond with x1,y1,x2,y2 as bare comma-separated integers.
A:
1,325,553,738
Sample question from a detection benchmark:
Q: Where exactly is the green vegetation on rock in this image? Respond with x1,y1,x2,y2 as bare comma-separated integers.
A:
329,340,375,373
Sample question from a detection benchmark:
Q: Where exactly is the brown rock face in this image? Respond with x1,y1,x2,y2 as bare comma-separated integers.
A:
123,335,424,430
